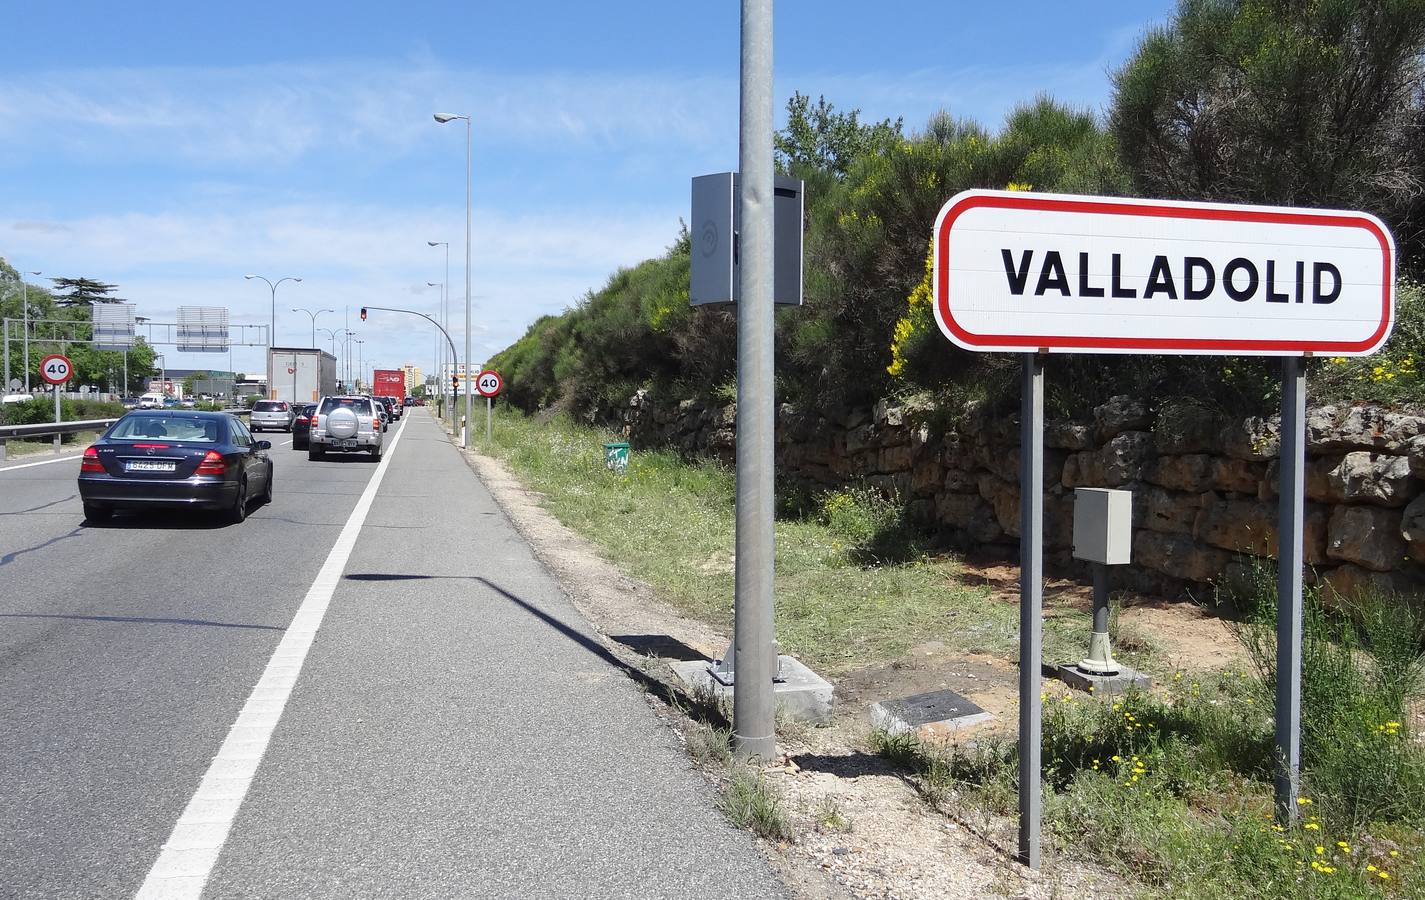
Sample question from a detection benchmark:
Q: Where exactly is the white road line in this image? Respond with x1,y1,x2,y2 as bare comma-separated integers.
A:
134,418,408,900
0,452,85,473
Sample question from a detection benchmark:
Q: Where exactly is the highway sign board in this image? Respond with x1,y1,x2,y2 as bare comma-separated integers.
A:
933,190,1396,356
39,354,73,385
476,371,503,398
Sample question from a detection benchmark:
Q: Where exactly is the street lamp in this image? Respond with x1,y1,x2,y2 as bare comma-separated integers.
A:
316,326,342,358
153,354,166,396
426,281,445,412
433,112,472,448
245,274,301,399
291,307,334,349
21,270,40,393
353,339,366,391
427,240,450,417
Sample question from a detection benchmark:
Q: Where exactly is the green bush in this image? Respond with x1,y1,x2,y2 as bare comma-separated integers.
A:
1231,565,1425,829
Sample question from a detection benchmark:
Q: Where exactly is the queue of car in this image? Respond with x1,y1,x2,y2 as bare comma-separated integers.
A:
76,392,407,526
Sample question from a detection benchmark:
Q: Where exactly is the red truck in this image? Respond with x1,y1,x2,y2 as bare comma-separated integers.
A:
372,369,406,406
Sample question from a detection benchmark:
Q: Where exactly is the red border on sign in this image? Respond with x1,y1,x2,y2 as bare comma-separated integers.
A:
476,370,503,398
39,353,73,385
934,192,1395,354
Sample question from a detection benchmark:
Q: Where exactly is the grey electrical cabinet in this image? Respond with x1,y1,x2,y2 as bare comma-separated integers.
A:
689,172,804,306
1072,488,1133,565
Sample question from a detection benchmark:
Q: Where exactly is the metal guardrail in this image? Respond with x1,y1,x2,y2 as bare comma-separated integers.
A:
0,410,251,461
0,418,121,440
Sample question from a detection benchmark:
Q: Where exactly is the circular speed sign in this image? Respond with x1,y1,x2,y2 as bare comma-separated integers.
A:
476,370,503,398
39,354,74,385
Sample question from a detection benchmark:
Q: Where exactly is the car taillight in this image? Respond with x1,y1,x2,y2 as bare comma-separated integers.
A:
195,451,226,475
296,416,309,425
81,446,104,473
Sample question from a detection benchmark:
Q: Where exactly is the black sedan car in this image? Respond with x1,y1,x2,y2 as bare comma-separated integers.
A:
78,411,273,524
291,403,317,450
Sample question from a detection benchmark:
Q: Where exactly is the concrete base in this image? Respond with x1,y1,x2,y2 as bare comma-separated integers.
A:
870,690,994,742
669,656,834,725
1049,662,1152,695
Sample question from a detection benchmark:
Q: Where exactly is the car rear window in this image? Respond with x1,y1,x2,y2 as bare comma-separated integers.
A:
320,398,372,416
110,415,223,443
253,401,288,412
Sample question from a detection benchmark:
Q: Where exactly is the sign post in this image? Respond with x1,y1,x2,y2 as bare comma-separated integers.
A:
1017,352,1044,868
40,353,73,451
933,189,1396,863
476,370,502,443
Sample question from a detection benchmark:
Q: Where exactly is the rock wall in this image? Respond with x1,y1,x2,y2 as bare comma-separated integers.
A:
622,391,1425,599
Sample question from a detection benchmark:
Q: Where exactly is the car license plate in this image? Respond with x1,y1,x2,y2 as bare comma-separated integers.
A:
125,460,177,473
336,440,356,449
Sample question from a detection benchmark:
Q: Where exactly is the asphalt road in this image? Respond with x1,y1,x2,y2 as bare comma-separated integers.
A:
0,411,779,899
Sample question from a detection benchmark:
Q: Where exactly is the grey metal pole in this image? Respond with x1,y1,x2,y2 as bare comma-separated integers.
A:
53,382,61,450
3,319,9,390
486,395,492,443
731,0,777,764
1275,356,1306,821
463,118,473,451
1018,353,1044,869
22,280,30,393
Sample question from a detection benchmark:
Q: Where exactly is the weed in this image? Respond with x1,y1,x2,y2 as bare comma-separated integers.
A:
719,766,794,842
685,722,733,768
813,795,852,833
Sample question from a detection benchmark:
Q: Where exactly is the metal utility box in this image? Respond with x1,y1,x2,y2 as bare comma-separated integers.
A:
1072,487,1133,565
689,172,804,306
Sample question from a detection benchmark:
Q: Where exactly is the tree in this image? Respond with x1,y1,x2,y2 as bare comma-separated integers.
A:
775,92,903,180
50,276,126,306
1111,0,1425,267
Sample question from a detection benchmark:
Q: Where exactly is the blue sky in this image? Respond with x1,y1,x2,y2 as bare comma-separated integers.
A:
0,0,1174,381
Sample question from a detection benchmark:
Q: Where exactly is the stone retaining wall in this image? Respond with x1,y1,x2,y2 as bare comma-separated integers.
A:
621,391,1425,599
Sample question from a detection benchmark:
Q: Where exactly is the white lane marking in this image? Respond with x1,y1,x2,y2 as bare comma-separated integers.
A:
0,452,85,473
134,417,408,899
281,439,292,447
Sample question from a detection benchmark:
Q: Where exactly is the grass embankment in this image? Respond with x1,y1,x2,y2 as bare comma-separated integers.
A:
484,410,1097,675
484,410,1425,899
4,430,97,458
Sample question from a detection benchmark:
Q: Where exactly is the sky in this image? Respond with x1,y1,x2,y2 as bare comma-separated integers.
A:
0,0,1175,384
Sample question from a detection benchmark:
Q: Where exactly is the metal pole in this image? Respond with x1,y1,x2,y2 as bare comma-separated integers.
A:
1018,353,1044,869
22,280,30,393
730,0,776,763
53,382,61,450
1275,356,1306,821
444,245,450,423
3,319,9,390
463,118,473,451
486,395,492,442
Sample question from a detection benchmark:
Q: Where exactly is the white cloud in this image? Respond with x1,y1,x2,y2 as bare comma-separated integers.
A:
1,200,676,375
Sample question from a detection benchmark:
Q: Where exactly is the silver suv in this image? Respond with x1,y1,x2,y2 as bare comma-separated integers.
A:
309,396,384,461
251,400,294,432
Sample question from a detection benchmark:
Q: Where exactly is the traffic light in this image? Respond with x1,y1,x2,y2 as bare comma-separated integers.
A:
359,307,367,321
452,374,459,394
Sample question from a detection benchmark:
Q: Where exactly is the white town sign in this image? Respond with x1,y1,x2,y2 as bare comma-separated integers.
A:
933,190,1396,356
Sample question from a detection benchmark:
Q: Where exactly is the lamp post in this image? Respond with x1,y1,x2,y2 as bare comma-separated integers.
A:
341,331,358,389
427,240,450,420
316,326,342,358
433,112,472,449
21,270,40,393
292,307,334,349
353,339,366,392
244,274,301,399
154,354,166,397
426,281,445,413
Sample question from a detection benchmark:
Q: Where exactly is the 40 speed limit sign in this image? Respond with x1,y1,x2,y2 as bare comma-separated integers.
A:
39,354,74,385
476,371,503,398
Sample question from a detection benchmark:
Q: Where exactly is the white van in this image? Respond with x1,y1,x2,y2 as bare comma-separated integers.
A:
138,392,165,409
